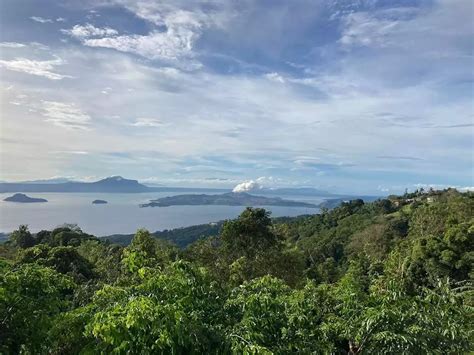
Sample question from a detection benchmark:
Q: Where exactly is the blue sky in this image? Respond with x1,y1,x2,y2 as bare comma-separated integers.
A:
0,0,472,194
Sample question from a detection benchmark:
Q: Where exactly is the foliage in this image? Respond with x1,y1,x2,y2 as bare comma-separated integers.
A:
0,263,75,353
105,222,223,247
17,244,96,282
122,228,177,275
221,207,281,260
0,189,472,353
9,225,35,248
85,261,227,353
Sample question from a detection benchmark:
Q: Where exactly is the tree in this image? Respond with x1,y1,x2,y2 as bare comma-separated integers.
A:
224,276,291,353
325,259,473,354
49,226,96,247
0,264,75,353
1,189,472,354
76,240,124,283
85,261,226,353
17,244,95,282
9,225,35,248
221,208,280,260
406,220,474,288
224,276,333,353
122,229,176,274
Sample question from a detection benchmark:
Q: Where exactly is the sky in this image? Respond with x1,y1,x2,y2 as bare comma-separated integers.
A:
0,0,472,194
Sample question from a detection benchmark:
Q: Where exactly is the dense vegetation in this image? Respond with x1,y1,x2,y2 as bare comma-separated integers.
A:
105,221,224,247
1,189,472,353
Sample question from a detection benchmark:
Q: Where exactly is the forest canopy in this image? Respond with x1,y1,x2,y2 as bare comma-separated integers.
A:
0,188,472,354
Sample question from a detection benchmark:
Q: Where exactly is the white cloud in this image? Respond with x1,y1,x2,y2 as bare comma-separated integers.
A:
84,25,197,60
41,101,91,129
265,72,285,83
0,42,26,48
30,16,53,23
0,42,49,50
256,176,279,185
0,1,471,193
339,11,401,48
67,10,205,62
0,56,72,80
56,151,89,155
61,24,118,39
131,118,166,127
338,3,473,56
232,180,262,193
106,1,224,27
30,42,50,50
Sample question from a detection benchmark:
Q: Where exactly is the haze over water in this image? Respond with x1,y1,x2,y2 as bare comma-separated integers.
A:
0,192,321,236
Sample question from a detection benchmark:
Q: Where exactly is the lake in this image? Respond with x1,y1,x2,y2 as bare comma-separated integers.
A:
0,191,322,236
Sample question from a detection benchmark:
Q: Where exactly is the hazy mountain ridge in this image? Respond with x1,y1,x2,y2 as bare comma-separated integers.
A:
257,187,338,197
0,176,229,194
0,177,378,202
140,192,319,208
0,176,345,196
0,176,147,193
15,178,75,184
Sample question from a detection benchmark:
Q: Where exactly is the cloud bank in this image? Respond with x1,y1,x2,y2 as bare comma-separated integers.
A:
232,180,262,193
0,56,71,80
0,0,471,194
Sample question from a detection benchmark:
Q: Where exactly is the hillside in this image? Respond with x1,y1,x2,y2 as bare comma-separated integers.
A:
0,188,472,353
104,215,315,248
104,222,224,248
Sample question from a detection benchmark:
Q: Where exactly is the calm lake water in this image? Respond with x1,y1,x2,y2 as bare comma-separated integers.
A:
0,192,322,236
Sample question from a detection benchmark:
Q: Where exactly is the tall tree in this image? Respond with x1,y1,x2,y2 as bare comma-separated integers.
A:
9,225,35,248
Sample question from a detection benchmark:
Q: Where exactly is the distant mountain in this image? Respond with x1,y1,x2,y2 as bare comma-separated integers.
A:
17,177,75,184
145,186,229,193
3,193,48,203
0,176,229,194
140,192,319,208
0,177,376,199
0,176,150,193
90,176,150,192
259,187,338,197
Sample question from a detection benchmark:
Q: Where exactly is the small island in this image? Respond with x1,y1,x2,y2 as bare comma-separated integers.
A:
92,199,108,204
3,193,48,203
140,192,318,208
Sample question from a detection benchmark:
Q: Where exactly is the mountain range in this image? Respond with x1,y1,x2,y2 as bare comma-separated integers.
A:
0,176,331,195
0,176,149,193
0,176,226,194
0,176,377,201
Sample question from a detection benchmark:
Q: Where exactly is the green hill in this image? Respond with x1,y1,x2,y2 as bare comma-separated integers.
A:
1,188,472,354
